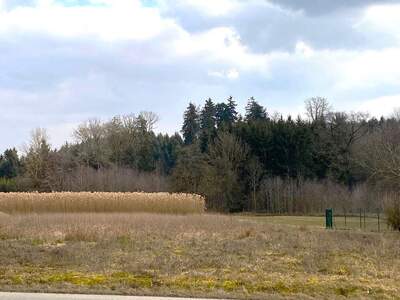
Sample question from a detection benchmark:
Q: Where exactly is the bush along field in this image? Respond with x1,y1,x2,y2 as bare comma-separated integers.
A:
0,200,399,299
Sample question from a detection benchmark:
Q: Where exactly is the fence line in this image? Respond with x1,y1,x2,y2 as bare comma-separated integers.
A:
330,208,392,232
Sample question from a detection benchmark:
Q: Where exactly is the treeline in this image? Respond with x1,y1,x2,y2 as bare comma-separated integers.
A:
1,97,400,213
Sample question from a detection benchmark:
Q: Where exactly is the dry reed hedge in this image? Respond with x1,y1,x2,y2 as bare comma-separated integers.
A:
0,192,205,214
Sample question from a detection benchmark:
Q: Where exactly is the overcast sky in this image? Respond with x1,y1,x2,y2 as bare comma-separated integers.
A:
1,0,400,151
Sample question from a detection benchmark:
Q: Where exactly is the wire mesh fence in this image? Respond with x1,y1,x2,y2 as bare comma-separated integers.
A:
330,209,391,232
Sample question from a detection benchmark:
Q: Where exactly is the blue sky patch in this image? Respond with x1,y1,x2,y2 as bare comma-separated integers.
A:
141,0,158,7
55,0,107,7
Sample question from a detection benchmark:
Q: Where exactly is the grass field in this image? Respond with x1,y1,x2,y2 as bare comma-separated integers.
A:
0,212,399,299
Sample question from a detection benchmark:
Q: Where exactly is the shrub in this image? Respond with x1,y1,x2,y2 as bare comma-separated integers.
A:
386,204,400,231
383,191,400,230
0,178,17,192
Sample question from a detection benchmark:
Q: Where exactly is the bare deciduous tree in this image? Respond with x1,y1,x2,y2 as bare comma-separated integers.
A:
73,119,108,169
247,157,263,211
73,119,105,143
139,111,159,132
358,120,400,187
305,97,332,122
327,111,370,148
392,107,400,121
24,128,52,190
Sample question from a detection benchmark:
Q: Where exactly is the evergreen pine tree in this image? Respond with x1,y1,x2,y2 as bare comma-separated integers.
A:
215,103,229,129
227,96,238,123
199,98,216,152
215,96,238,130
245,97,267,122
0,148,20,178
181,103,200,145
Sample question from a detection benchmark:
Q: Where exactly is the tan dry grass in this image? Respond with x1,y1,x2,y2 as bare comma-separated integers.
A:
0,192,205,214
0,213,399,299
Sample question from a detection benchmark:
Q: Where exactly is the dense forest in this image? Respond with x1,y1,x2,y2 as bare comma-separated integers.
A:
1,97,399,214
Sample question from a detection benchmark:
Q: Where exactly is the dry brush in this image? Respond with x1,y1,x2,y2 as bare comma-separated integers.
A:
0,213,399,299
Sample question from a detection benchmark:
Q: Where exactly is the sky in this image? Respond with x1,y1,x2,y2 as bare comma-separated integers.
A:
1,0,400,151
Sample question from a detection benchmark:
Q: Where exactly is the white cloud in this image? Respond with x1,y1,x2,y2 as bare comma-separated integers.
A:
295,41,314,58
332,48,400,90
227,69,239,79
0,1,270,72
168,0,242,16
359,4,400,43
208,68,239,80
358,94,400,118
0,0,180,41
174,26,271,72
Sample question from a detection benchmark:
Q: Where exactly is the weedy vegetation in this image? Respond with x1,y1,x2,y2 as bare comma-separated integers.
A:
0,210,399,299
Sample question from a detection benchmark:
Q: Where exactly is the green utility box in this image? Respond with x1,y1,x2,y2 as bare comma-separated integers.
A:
326,208,333,229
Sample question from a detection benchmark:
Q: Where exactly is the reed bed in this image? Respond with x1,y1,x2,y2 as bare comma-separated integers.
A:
0,192,205,214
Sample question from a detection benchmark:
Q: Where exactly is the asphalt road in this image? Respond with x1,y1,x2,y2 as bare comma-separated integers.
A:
0,293,224,300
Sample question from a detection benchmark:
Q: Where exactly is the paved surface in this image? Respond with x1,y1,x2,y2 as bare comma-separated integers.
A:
0,293,224,300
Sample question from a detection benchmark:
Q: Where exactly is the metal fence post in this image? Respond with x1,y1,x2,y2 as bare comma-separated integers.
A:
326,208,333,229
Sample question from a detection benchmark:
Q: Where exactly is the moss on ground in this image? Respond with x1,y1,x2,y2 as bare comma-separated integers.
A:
0,267,393,299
